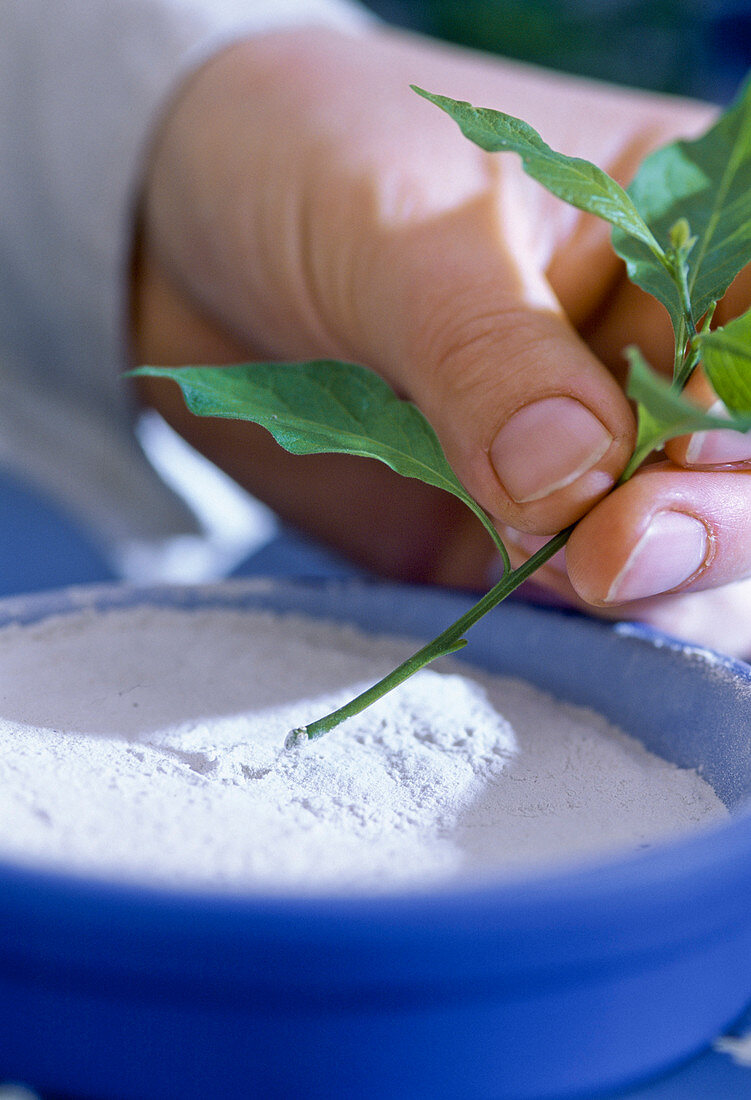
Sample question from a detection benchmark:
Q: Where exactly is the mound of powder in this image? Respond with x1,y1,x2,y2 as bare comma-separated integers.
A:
0,604,728,893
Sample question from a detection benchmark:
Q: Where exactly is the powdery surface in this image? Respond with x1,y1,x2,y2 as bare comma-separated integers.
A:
0,605,728,894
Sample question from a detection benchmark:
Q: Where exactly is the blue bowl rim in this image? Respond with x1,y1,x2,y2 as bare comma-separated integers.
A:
2,577,751,995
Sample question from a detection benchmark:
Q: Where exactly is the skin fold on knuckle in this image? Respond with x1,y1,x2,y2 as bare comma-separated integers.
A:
411,294,637,532
406,300,545,501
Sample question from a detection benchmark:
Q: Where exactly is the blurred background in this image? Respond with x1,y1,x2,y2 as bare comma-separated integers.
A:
363,0,751,102
4,0,751,600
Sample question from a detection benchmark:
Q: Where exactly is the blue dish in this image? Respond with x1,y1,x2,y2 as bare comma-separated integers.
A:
1,578,750,1100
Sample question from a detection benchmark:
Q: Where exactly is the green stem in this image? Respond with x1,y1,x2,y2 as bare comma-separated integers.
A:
673,315,688,384
286,242,709,749
618,442,655,484
285,526,573,747
674,342,703,392
681,301,718,390
672,254,700,390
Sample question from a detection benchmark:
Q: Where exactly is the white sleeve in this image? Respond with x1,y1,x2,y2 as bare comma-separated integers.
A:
0,0,373,573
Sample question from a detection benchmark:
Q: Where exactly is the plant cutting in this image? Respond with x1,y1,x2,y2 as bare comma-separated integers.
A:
131,76,751,747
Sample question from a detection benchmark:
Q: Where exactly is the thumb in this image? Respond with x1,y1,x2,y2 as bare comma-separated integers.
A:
364,200,636,536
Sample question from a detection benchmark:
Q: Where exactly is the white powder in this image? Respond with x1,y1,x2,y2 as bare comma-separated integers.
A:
714,1032,751,1066
0,604,728,894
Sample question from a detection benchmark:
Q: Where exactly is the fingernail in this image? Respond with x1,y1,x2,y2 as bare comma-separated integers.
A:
685,402,751,465
606,511,709,603
490,397,613,503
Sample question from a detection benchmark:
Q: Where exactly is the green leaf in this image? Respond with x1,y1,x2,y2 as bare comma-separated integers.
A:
129,360,509,563
700,308,751,413
412,86,663,256
613,76,751,333
622,346,751,478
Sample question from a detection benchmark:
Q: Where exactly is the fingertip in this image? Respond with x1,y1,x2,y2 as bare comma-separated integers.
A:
664,368,751,469
666,416,751,468
565,469,725,609
389,226,637,535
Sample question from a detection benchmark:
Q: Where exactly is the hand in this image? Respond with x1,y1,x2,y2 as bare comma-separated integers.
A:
130,23,751,655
